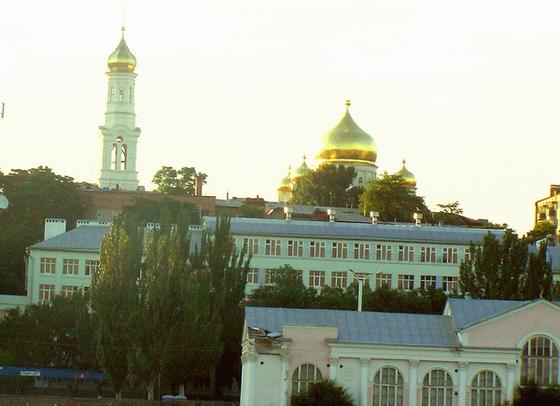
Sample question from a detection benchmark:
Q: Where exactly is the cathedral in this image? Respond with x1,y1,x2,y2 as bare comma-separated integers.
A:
277,100,417,202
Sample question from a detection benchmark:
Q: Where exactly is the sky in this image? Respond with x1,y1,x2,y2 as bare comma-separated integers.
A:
1,0,560,234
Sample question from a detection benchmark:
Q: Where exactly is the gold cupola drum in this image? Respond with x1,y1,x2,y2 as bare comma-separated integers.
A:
394,159,417,192
316,100,378,186
107,27,137,73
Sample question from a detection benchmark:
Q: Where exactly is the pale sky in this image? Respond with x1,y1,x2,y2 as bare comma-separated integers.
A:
1,0,559,234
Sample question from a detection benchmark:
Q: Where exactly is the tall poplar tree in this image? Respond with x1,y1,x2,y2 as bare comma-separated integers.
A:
91,217,143,398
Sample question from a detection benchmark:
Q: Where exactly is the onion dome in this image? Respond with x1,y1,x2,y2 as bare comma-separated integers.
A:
394,159,417,188
277,167,293,193
292,156,312,180
316,100,377,164
107,27,137,73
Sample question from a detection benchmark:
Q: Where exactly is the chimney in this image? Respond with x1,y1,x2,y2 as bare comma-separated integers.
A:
44,218,67,240
194,175,203,197
370,211,379,224
327,208,336,223
284,206,293,221
550,185,560,197
413,212,423,226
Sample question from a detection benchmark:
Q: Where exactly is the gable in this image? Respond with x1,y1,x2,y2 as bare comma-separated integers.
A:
462,301,560,348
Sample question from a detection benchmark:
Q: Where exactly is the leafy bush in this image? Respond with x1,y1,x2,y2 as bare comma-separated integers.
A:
291,379,354,406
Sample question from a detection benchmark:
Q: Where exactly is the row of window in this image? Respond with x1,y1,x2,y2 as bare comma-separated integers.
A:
294,336,559,405
39,258,99,276
293,364,499,405
247,269,459,292
242,238,468,264
38,284,88,301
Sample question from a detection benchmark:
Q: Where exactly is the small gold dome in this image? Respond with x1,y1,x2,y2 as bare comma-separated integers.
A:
292,156,312,180
107,27,137,73
316,100,377,164
277,167,293,193
395,159,416,187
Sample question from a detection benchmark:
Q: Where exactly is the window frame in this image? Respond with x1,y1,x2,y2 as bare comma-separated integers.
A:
331,271,348,288
373,366,404,406
521,335,559,387
40,257,56,274
62,258,79,275
470,370,502,406
398,274,414,291
291,364,322,394
421,369,453,406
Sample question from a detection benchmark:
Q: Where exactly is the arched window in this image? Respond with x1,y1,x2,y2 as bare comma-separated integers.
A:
110,144,118,170
471,370,502,406
291,364,322,394
129,86,133,102
422,369,453,406
118,89,124,102
373,367,404,406
121,144,127,170
521,335,559,386
109,87,115,102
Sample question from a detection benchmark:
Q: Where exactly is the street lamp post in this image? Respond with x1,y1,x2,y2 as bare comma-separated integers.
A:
349,269,363,312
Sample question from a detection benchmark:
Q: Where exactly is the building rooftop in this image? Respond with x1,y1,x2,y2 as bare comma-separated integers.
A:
204,216,505,245
30,225,110,252
245,307,460,347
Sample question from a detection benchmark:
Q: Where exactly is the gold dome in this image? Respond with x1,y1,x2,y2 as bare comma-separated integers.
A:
394,159,416,187
292,156,312,180
316,100,377,164
277,167,293,193
107,27,137,73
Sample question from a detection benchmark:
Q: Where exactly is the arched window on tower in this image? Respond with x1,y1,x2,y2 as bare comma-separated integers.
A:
118,89,124,102
110,87,114,102
129,86,133,102
111,144,118,170
121,144,127,170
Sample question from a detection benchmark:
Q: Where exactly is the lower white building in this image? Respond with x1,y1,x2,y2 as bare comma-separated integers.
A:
240,298,560,406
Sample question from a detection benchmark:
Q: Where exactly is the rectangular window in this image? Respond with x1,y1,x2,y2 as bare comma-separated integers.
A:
264,269,278,285
287,240,304,257
62,259,79,275
60,285,78,298
243,238,259,255
265,239,281,256
420,275,437,290
464,248,472,263
398,245,414,262
420,247,436,263
309,271,326,287
442,247,458,264
376,273,392,289
310,241,325,258
331,271,348,288
38,284,55,302
331,242,348,259
84,260,99,276
354,272,370,286
443,276,459,293
376,244,392,261
40,257,56,274
247,268,259,284
353,243,370,260
398,274,415,291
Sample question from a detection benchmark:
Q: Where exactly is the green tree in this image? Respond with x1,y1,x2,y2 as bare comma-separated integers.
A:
525,221,556,244
515,384,560,406
460,231,553,300
91,217,143,398
248,265,318,308
291,379,355,406
359,173,430,222
0,294,97,372
0,167,87,294
436,201,463,214
152,166,207,195
290,164,363,207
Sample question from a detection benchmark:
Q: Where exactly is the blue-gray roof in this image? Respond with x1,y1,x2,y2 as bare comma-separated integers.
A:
245,307,460,347
30,226,110,253
205,217,504,245
446,298,529,330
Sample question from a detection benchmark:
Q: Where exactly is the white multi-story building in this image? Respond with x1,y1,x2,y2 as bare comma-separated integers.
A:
241,298,560,406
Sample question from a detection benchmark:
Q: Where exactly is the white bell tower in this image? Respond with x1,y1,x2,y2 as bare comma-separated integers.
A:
98,27,141,191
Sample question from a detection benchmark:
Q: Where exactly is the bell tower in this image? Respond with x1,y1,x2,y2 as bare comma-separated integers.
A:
98,27,141,191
